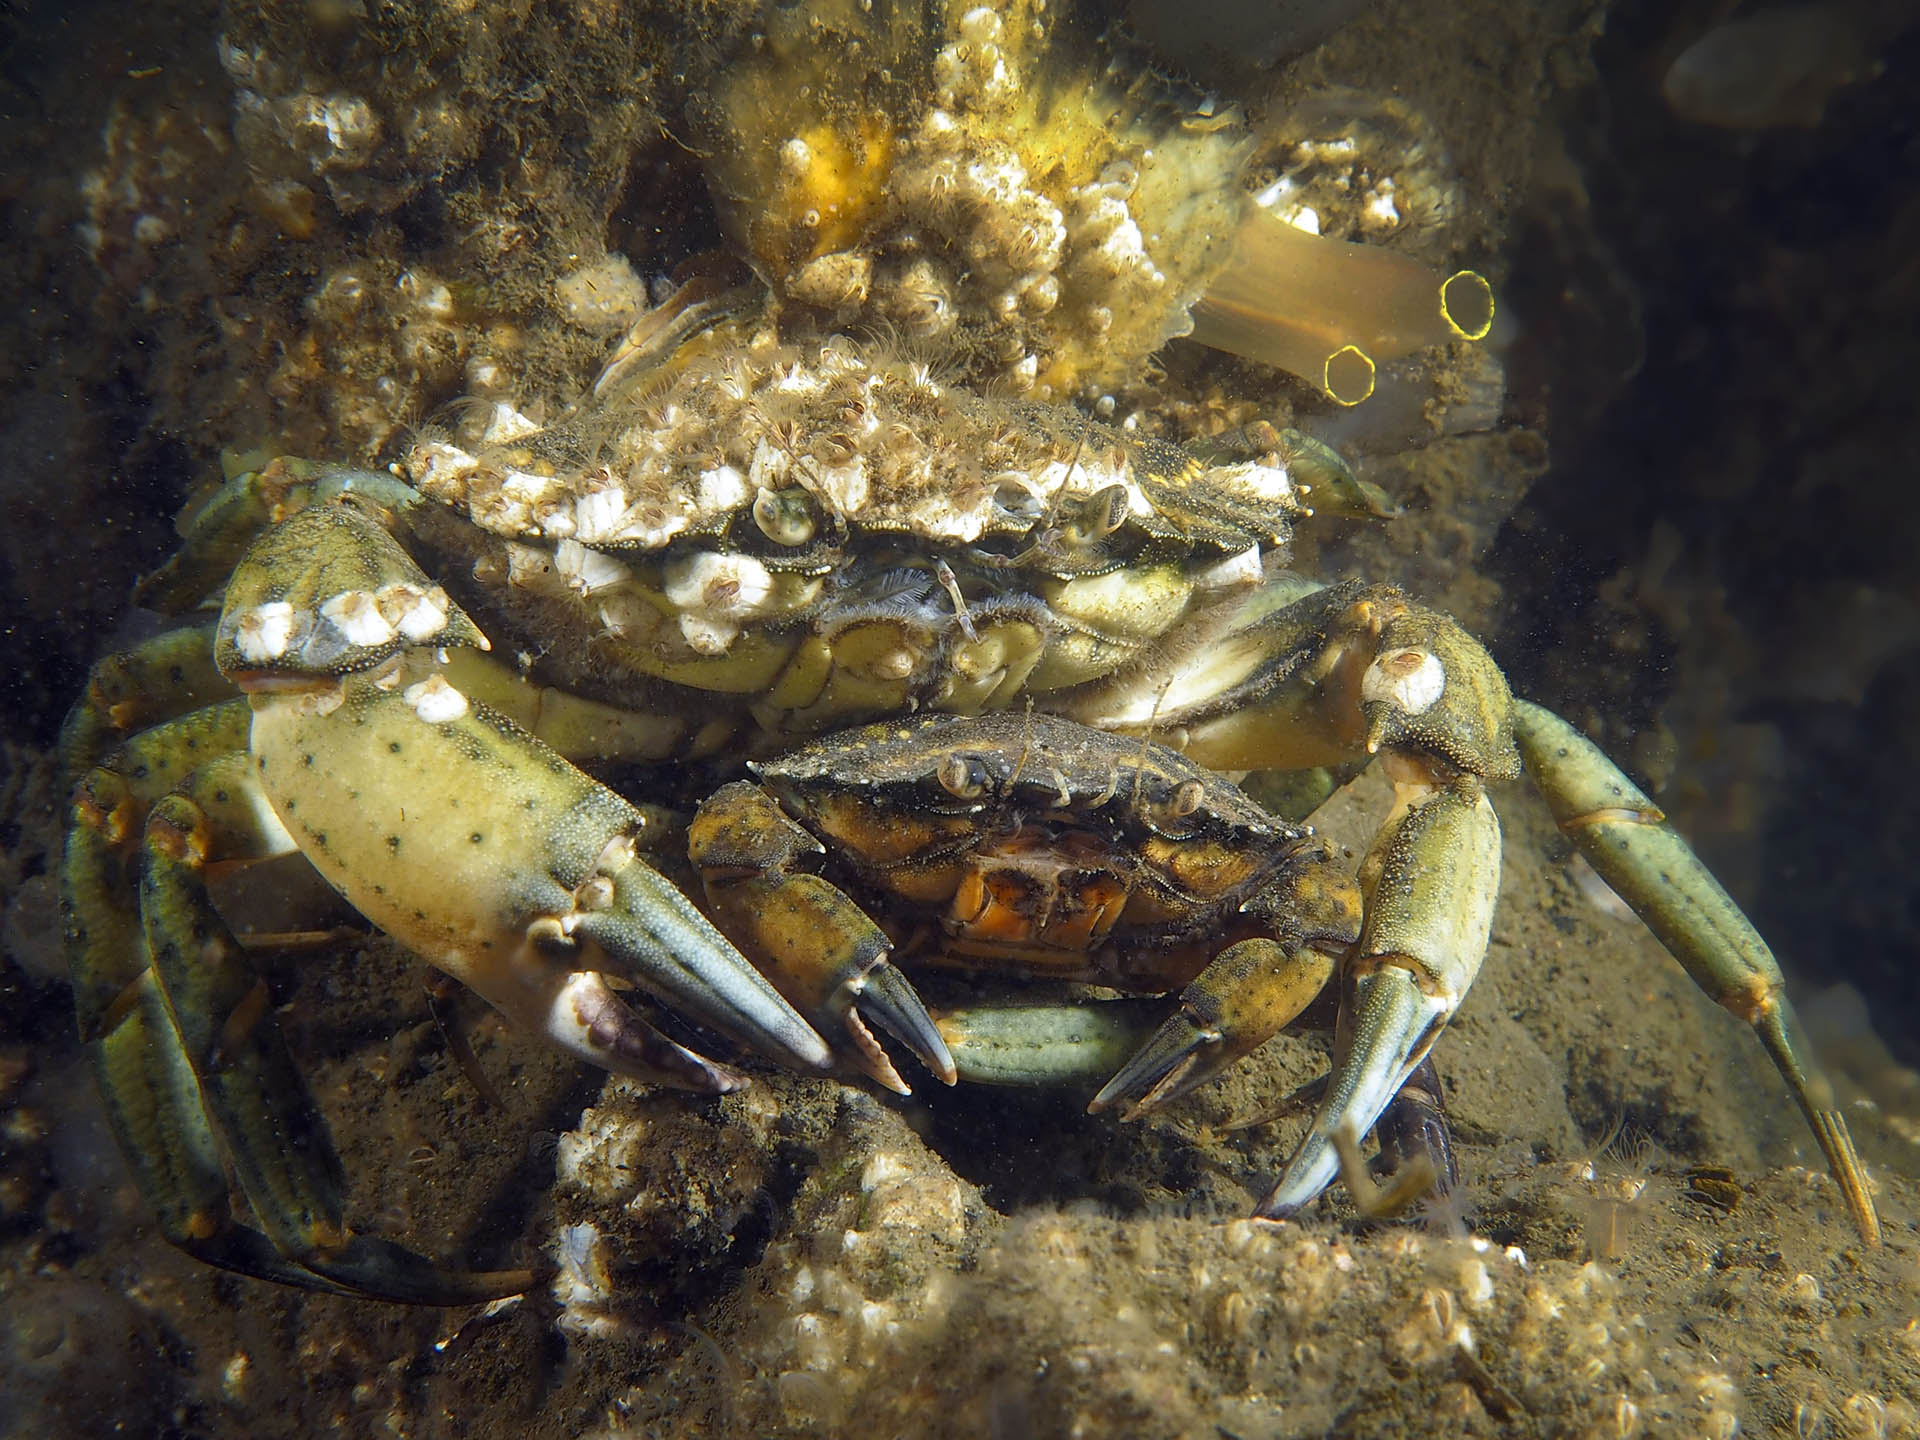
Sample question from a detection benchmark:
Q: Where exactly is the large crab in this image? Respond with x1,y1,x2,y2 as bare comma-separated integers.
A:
61,335,1879,1302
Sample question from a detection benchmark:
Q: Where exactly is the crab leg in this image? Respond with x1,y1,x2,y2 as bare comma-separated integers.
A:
689,781,956,1093
67,710,527,1300
1090,938,1339,1119
1087,834,1360,1118
135,458,427,613
66,712,289,1285
140,754,539,1301
1511,700,1880,1245
932,1001,1165,1087
1257,780,1501,1217
58,622,227,780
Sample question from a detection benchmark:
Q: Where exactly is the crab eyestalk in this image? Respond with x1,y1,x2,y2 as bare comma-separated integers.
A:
1188,203,1493,404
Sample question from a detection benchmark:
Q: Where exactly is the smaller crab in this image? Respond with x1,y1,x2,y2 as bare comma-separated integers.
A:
688,710,1365,1114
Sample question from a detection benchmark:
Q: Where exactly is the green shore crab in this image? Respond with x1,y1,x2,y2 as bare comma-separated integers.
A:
60,325,1879,1303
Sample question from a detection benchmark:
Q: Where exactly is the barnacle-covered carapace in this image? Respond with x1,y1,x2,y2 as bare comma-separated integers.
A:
406,330,1314,742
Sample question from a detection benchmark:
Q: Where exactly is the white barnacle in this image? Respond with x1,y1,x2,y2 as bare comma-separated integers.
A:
677,613,740,655
779,136,813,177
321,589,399,648
1364,182,1401,228
663,551,773,620
811,456,870,517
234,601,298,663
296,681,346,718
403,675,469,724
501,468,560,506
1194,546,1264,590
374,582,453,642
572,487,630,544
553,538,632,597
958,5,1002,43
596,592,660,642
505,542,562,594
479,402,541,445
695,464,749,514
1210,460,1295,508
1362,647,1447,715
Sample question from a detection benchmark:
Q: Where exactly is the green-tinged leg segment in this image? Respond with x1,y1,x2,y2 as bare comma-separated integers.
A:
1258,782,1501,1218
440,648,737,765
1088,937,1337,1119
933,1002,1166,1088
95,971,374,1294
58,624,228,781
137,757,532,1302
1512,699,1880,1246
65,702,256,1030
689,781,954,1093
66,746,288,1284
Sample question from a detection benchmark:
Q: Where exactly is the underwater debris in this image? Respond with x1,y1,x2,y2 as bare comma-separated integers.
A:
1662,5,1870,130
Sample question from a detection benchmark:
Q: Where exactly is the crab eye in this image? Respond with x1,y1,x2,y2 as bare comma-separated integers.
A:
990,476,1046,524
1064,485,1130,546
1147,778,1207,833
936,753,989,799
752,487,816,546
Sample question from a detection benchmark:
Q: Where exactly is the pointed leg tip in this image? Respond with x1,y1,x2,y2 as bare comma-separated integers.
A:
1810,1107,1881,1247
307,1235,536,1305
1252,1192,1302,1222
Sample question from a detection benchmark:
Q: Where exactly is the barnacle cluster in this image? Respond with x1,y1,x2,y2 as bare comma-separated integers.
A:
686,0,1249,397
680,0,1491,405
216,30,474,220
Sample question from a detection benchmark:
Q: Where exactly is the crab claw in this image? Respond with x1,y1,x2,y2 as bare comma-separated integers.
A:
1090,936,1338,1119
1092,836,1360,1119
690,781,956,1093
1257,781,1500,1218
852,961,960,1088
567,847,835,1082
